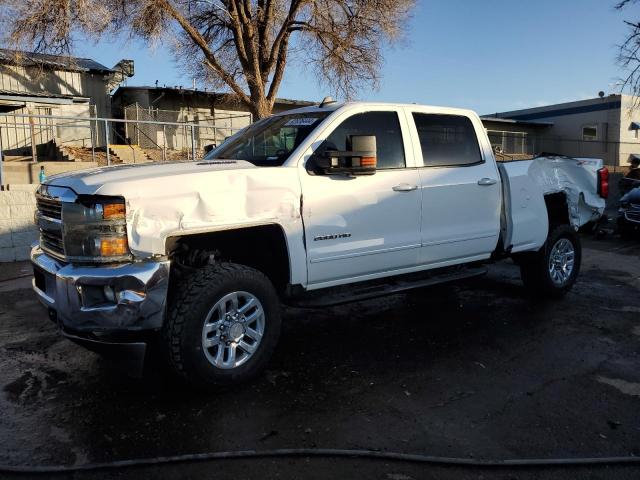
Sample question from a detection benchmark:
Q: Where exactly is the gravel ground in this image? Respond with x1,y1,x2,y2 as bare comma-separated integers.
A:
1,234,639,479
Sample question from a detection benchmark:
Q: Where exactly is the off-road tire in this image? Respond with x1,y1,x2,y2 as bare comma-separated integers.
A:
517,224,581,299
163,263,281,388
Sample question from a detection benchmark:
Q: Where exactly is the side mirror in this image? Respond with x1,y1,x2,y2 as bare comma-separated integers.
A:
312,135,377,176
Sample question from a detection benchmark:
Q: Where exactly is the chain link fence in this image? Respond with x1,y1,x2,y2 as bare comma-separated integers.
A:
122,104,251,160
486,130,636,167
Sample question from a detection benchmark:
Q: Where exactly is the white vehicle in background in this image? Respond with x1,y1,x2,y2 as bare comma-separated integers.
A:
31,101,607,386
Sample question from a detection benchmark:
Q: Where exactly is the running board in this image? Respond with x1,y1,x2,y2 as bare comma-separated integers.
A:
287,266,488,308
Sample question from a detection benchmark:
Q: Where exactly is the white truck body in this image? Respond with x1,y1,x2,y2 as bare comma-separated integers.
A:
31,101,607,381
46,103,605,289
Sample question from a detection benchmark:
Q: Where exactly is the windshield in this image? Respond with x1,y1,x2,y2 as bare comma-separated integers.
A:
204,112,329,166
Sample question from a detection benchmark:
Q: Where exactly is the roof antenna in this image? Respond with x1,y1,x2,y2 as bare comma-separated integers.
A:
319,96,336,107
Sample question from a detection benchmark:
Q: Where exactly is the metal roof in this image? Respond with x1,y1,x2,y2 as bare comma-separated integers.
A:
0,88,75,100
0,49,113,73
0,88,90,106
485,96,622,122
480,116,554,127
113,86,315,106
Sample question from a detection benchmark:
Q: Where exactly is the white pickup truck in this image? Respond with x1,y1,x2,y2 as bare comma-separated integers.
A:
31,101,608,386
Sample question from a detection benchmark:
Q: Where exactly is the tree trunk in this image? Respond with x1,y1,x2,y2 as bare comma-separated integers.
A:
248,95,273,120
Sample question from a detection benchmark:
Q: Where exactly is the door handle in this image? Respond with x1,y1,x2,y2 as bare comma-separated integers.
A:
477,178,498,186
392,183,418,192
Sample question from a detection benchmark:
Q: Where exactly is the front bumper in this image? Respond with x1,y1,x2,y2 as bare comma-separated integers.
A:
618,207,640,229
31,245,170,333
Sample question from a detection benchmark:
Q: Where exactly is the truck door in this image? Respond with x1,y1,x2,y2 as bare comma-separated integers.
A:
300,109,422,288
408,111,501,265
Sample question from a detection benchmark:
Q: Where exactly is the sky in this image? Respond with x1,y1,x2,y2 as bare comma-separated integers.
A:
75,0,636,115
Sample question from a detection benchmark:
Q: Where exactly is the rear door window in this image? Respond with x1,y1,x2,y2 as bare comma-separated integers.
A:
412,113,483,167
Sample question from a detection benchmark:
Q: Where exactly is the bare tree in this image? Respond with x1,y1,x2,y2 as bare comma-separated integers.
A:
0,0,415,118
616,0,640,102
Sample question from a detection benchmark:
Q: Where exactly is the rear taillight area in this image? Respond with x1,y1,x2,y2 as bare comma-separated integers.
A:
597,167,609,199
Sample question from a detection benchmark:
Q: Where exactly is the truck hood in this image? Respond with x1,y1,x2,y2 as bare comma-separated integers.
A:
46,160,257,195
45,160,302,258
621,186,640,204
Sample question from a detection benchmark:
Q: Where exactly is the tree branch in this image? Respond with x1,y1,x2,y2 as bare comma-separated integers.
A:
265,0,307,73
159,0,250,104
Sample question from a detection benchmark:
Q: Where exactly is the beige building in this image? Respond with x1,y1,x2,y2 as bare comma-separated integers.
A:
487,94,640,167
0,49,132,156
111,86,314,150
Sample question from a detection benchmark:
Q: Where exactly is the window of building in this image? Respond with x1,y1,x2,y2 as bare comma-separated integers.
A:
582,125,598,141
323,111,406,169
412,113,482,167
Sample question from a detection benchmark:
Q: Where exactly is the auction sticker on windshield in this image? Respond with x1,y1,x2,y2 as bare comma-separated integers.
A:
285,118,319,127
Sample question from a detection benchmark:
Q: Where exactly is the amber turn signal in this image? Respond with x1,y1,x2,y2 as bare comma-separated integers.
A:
360,156,377,167
99,237,129,257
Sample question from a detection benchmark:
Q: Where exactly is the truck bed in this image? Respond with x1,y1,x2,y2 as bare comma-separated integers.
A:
499,156,606,253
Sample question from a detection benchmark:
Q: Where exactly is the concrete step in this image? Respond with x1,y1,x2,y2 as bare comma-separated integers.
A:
2,156,32,163
59,145,84,162
108,144,152,164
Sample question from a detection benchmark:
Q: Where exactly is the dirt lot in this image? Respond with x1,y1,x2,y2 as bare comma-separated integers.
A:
1,235,640,479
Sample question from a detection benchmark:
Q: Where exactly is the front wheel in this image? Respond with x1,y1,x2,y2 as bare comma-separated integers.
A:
517,225,581,299
163,263,282,388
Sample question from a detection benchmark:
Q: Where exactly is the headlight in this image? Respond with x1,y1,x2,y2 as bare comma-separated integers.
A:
66,234,130,258
64,199,126,223
62,197,131,262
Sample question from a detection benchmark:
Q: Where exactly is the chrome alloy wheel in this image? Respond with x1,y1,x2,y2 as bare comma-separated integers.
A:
548,238,575,286
201,291,265,369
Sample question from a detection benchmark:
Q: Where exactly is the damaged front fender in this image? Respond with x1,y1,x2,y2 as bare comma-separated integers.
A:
119,168,303,258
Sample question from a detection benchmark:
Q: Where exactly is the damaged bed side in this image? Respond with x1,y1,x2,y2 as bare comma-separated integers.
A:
499,156,607,254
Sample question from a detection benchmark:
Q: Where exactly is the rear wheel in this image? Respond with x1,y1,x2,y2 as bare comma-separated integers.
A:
517,224,581,298
163,263,281,388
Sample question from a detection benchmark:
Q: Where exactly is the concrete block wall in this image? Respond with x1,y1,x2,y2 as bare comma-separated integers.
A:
2,161,99,185
0,185,38,262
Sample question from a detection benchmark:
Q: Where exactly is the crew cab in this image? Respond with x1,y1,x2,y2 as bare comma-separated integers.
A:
31,102,607,386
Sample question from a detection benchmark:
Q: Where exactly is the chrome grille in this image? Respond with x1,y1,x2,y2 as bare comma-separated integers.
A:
36,195,65,258
626,210,640,222
36,196,62,220
40,230,64,256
